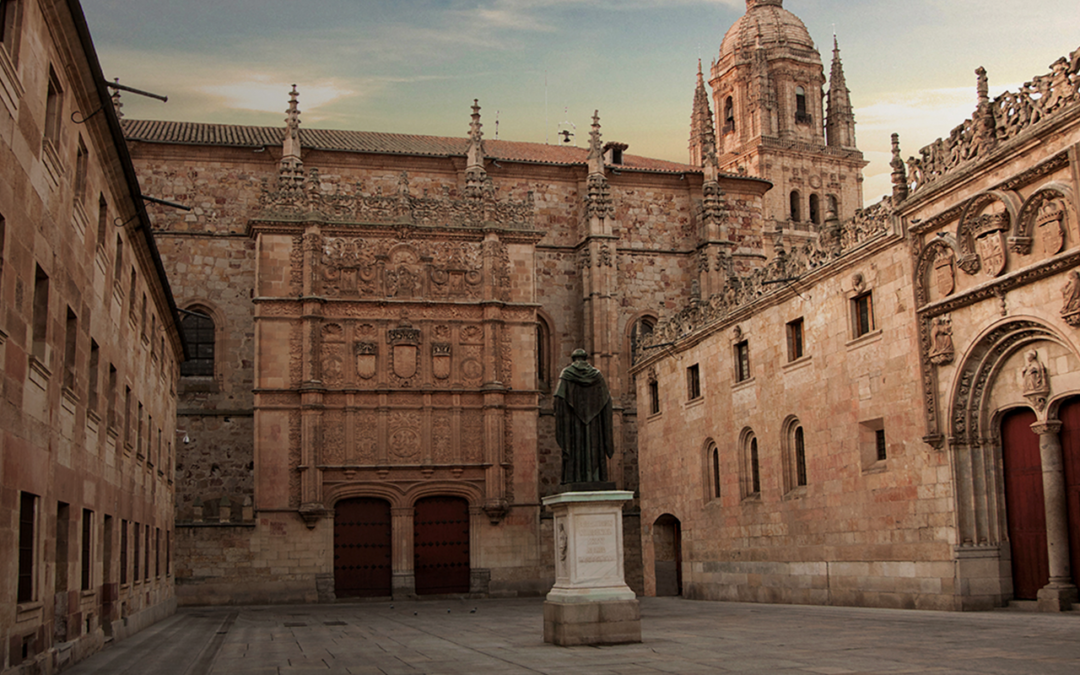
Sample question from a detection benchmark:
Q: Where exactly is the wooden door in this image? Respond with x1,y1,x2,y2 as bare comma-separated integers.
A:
653,514,682,597
1001,408,1049,599
1056,398,1080,588
333,498,392,598
413,497,470,595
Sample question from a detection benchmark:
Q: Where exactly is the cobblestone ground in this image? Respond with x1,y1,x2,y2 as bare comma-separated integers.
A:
64,597,1080,675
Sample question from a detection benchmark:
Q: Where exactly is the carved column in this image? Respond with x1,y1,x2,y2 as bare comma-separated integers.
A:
390,507,415,598
1030,420,1079,611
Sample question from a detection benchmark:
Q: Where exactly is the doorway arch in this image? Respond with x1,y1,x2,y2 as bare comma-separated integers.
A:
653,514,682,597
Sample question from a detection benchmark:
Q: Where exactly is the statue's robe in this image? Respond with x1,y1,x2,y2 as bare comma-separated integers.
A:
554,361,614,484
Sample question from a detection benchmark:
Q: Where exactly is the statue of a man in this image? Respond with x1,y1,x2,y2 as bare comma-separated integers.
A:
554,349,614,486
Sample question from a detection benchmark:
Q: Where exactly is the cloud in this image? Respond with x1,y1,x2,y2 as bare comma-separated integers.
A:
199,78,357,121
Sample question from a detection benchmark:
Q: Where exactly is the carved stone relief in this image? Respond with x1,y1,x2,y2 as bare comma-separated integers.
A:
322,411,346,464
354,342,377,380
432,343,452,380
388,411,421,462
929,315,954,365
1062,270,1080,326
934,250,956,297
388,324,422,385
320,237,487,300
432,414,453,464
971,214,1010,278
1021,349,1050,411
356,415,377,464
1037,199,1067,255
462,412,484,463
321,324,345,386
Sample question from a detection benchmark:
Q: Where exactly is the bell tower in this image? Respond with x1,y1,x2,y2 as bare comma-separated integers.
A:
697,0,866,238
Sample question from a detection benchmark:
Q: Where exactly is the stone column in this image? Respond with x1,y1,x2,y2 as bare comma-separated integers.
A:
390,507,415,598
1031,420,1079,612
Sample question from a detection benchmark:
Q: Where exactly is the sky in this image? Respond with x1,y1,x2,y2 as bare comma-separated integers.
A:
81,0,1080,203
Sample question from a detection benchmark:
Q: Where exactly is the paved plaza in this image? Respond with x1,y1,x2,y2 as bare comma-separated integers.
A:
63,597,1080,675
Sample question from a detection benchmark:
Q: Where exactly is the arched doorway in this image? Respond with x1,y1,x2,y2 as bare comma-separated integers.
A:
652,514,682,597
413,496,470,595
333,498,392,598
1056,398,1080,588
1001,408,1049,599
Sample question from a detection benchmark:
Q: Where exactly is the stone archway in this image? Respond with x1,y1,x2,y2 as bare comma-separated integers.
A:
652,514,682,597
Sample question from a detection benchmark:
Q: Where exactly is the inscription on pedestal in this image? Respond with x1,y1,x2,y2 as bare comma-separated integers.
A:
574,514,618,581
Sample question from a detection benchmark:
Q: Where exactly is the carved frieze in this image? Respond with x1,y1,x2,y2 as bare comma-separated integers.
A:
319,238,487,299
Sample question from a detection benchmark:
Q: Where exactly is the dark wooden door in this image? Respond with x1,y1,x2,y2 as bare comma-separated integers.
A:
1056,398,1080,588
1001,408,1049,599
334,498,392,598
413,496,470,595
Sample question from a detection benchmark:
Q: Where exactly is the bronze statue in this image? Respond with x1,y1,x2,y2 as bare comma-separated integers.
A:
554,349,614,486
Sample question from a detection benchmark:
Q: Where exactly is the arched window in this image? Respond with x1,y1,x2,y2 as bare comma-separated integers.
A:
630,316,656,366
179,308,215,377
740,429,761,499
795,86,811,124
790,191,801,222
711,445,721,501
724,96,735,134
809,193,821,225
828,194,839,218
795,427,807,487
750,437,760,494
536,318,551,391
782,416,808,494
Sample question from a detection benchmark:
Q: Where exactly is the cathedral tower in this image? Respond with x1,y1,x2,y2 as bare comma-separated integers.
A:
698,0,866,236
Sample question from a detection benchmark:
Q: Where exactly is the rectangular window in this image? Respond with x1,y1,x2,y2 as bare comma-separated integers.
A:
103,515,113,585
96,195,108,249
876,428,887,462
63,307,77,390
853,292,875,338
133,522,140,581
136,402,143,459
144,525,150,581
74,137,88,203
124,386,132,447
44,67,63,145
32,264,49,360
735,341,751,382
17,492,37,603
120,519,128,585
107,364,117,429
81,509,92,591
88,339,100,415
140,293,147,338
648,378,660,415
128,269,137,321
113,235,123,285
55,502,69,594
155,528,161,578
787,318,804,361
0,0,19,58
166,530,171,576
859,418,887,471
686,364,701,400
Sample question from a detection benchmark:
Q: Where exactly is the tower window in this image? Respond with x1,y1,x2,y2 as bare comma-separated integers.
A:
724,96,735,134
789,191,801,222
180,309,215,378
795,86,811,125
809,193,821,225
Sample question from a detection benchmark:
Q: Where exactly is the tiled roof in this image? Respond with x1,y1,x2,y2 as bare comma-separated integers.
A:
120,119,698,174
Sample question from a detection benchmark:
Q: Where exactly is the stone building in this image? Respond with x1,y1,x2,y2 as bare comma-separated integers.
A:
635,24,1080,611
1,1,184,672
122,93,771,602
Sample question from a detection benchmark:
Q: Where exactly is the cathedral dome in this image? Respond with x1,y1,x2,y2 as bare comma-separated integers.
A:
719,0,817,60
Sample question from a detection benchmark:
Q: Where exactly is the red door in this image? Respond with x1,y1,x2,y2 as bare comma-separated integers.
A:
413,497,470,595
334,498,392,598
1001,408,1049,599
1056,398,1080,588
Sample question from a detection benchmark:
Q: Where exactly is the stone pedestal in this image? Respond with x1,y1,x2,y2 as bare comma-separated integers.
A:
542,491,641,646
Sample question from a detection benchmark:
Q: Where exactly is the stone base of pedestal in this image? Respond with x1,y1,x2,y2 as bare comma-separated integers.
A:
543,598,641,646
1037,583,1078,612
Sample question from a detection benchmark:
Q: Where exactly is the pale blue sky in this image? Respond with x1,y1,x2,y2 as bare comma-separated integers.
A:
82,0,1080,202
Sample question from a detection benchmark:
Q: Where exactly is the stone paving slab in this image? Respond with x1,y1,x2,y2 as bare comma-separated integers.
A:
62,597,1080,675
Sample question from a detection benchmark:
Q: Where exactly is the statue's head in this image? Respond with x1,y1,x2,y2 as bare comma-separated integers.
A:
571,348,588,361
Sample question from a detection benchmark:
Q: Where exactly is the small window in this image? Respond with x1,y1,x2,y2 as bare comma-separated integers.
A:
711,445,721,501
1,0,20,56
750,438,760,495
63,307,77,390
876,428,887,462
735,341,751,383
859,418,888,471
180,309,215,377
789,191,801,222
124,386,132,447
687,364,701,400
120,519,128,585
828,195,839,218
133,522,140,581
88,339,100,414
724,96,735,134
144,526,150,581
809,193,821,225
96,195,108,249
794,427,807,487
128,269,137,320
54,502,69,595
32,264,49,361
786,318,804,362
106,364,117,429
795,86,811,125
74,137,89,203
81,509,93,591
17,492,37,603
853,292,875,338
648,374,660,415
113,235,123,285
44,67,63,145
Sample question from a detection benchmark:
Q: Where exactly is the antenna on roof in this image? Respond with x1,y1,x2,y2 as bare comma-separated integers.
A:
495,110,500,140
544,71,549,145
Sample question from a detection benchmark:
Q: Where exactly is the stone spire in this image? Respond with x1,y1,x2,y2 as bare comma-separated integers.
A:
689,60,719,171
890,133,908,203
280,85,304,184
974,67,998,155
826,36,857,150
587,110,605,177
464,99,492,199
746,0,783,8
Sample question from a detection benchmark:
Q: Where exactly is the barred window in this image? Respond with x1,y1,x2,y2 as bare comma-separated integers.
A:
180,310,215,377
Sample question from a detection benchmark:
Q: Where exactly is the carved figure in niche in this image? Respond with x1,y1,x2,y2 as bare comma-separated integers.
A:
1038,199,1066,255
1022,349,1050,411
554,349,614,486
1062,270,1080,326
929,316,954,365
934,250,956,297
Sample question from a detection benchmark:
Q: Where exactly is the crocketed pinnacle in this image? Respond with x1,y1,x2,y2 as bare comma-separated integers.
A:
826,36,857,150
689,59,718,170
